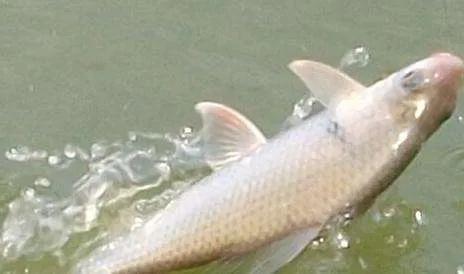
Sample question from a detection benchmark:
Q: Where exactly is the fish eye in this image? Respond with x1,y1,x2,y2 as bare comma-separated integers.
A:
399,70,426,91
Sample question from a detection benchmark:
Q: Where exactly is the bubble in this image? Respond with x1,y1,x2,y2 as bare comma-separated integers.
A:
47,155,62,166
385,235,395,244
457,115,463,123
179,126,195,140
343,212,353,221
282,94,318,129
397,238,408,248
90,142,108,160
30,150,48,160
413,209,425,226
310,236,326,249
382,206,396,218
23,188,36,200
335,232,350,249
339,46,370,70
310,240,320,248
34,177,51,188
155,162,171,180
5,146,32,162
128,131,137,141
293,95,317,119
4,146,50,162
64,144,77,159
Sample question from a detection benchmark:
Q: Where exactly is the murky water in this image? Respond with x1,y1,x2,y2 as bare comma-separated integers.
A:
1,1,464,273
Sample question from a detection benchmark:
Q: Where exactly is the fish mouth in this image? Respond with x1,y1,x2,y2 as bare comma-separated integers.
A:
428,52,464,91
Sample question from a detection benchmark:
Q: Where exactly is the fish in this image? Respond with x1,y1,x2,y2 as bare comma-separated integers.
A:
74,52,464,274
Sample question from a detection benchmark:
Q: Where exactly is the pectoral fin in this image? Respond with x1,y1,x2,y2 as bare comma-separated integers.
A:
248,226,320,274
195,102,266,170
288,59,366,107
203,226,320,274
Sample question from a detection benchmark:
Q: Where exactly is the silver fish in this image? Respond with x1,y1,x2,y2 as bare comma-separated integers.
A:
74,53,464,274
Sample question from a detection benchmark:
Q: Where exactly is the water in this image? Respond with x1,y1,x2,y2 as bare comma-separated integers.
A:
1,1,464,273
1,130,208,273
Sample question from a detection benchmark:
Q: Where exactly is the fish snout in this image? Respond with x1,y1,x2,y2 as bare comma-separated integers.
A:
429,52,464,91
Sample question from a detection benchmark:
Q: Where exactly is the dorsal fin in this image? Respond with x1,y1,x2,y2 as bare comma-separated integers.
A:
288,59,366,106
195,102,266,170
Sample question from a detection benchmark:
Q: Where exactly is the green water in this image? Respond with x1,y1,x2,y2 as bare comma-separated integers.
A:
1,1,464,273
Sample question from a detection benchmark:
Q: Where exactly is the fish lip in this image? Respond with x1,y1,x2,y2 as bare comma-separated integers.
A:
428,52,464,90
430,52,464,75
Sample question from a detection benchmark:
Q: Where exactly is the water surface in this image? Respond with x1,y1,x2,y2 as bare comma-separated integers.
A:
1,1,464,273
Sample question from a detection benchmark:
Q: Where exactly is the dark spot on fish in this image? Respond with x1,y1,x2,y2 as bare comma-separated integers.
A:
401,70,426,91
327,120,345,141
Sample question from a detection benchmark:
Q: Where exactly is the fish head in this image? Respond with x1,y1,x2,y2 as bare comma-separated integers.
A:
388,52,464,136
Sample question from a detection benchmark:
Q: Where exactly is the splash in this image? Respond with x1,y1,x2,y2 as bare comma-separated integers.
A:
0,128,208,267
282,94,319,129
339,46,370,70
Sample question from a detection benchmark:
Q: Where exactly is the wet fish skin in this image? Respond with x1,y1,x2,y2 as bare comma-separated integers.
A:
74,53,464,274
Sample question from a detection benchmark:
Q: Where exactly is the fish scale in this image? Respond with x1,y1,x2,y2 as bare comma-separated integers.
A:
74,53,463,273
76,109,402,273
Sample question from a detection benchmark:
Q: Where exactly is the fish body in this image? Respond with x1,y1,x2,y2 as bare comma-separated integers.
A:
75,53,463,274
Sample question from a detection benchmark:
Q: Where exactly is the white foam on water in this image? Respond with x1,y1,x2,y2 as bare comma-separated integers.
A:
0,127,208,266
